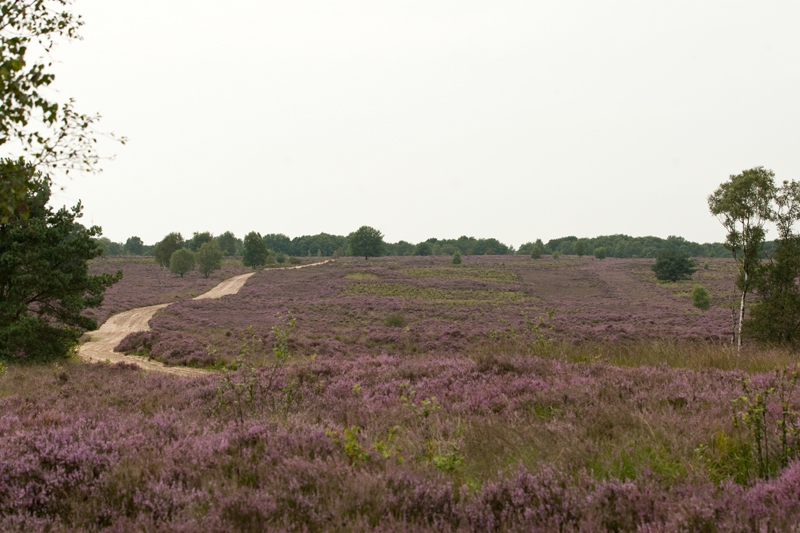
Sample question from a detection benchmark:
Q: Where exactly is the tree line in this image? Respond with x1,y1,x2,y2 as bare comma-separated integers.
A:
101,231,738,260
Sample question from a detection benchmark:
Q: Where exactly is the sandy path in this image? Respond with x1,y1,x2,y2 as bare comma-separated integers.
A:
78,260,330,376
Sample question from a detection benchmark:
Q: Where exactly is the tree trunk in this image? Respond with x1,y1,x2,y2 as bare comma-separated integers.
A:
737,271,748,353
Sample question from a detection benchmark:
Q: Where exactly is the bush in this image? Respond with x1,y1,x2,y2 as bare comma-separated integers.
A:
289,256,302,265
594,247,606,259
415,242,433,256
242,231,268,269
169,248,196,277
276,252,286,264
652,249,696,282
530,243,543,259
452,250,462,265
385,313,407,328
692,286,711,311
196,240,223,278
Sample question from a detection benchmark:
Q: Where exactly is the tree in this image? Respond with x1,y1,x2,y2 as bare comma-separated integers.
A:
743,179,800,345
196,240,223,278
452,250,462,265
0,170,121,359
348,226,384,260
594,247,606,259
415,241,432,256
692,286,711,311
242,231,268,268
530,239,544,259
169,248,195,277
652,249,697,282
187,231,213,252
0,1,123,222
708,167,775,349
217,231,238,256
574,240,587,257
154,232,184,268
124,236,144,255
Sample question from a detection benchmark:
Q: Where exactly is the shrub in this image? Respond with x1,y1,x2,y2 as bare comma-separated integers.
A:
242,231,268,269
169,248,195,277
652,249,696,282
692,286,711,311
530,244,542,259
289,256,301,265
276,252,286,264
594,247,606,259
452,250,462,265
385,313,407,328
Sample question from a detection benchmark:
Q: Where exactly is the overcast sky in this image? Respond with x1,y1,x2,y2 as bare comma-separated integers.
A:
44,1,800,247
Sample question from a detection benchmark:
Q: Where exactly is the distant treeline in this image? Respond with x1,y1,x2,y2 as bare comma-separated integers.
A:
96,231,750,259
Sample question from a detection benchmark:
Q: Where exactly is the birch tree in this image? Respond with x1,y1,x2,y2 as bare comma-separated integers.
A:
708,167,775,351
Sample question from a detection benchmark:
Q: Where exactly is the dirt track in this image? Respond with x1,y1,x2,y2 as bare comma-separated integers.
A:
78,260,330,376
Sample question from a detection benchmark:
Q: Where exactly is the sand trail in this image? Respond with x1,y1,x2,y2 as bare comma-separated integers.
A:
78,260,330,376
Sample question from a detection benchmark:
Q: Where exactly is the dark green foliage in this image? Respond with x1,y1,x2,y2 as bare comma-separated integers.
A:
593,247,606,260
242,231,268,268
386,240,416,256
288,256,301,265
745,237,800,345
452,250,462,265
153,232,184,268
348,226,385,260
530,239,544,259
96,237,123,256
124,236,143,255
263,233,292,255
652,249,696,282
415,242,432,256
574,239,587,257
216,231,238,256
275,252,286,264
692,286,711,311
1,158,35,223
0,173,121,359
545,234,727,259
187,231,213,252
169,248,195,277
196,240,223,278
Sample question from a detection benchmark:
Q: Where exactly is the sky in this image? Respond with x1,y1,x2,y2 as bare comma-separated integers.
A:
40,1,800,247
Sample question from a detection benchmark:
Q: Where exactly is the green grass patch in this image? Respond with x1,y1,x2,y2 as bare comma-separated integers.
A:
345,273,379,280
345,282,526,303
402,267,517,283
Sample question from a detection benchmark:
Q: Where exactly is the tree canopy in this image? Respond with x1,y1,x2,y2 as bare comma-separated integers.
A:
196,240,223,278
348,226,385,260
242,231,268,268
0,1,123,222
652,249,696,282
169,248,195,278
0,169,120,359
154,233,184,268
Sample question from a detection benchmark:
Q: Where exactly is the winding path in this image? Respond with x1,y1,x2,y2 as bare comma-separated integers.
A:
78,260,331,376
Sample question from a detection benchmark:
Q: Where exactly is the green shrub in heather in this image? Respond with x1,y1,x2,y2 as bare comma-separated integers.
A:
169,248,195,277
242,231,268,268
692,286,711,311
196,240,223,278
452,250,462,265
594,247,606,259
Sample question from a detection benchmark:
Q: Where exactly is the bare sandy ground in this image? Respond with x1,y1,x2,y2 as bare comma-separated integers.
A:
78,260,330,376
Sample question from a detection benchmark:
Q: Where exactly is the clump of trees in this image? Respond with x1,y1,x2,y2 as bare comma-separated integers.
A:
652,249,696,282
709,167,800,348
242,231,269,268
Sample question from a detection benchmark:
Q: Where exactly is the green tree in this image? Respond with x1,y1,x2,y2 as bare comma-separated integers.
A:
0,1,122,222
452,250,462,265
594,247,606,259
196,240,223,278
415,241,432,256
169,248,195,277
187,231,213,252
692,286,711,311
242,231,268,268
124,236,144,255
530,239,544,259
0,171,121,359
153,232,184,268
708,167,775,349
574,239,587,257
348,226,384,260
216,231,238,256
652,249,697,282
744,180,800,345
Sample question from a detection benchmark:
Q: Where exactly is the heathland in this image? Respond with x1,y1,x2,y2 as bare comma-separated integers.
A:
3,254,800,531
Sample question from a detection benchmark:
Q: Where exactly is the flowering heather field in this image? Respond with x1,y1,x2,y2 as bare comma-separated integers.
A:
86,257,252,324
3,352,800,531
7,255,800,530
134,255,737,367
